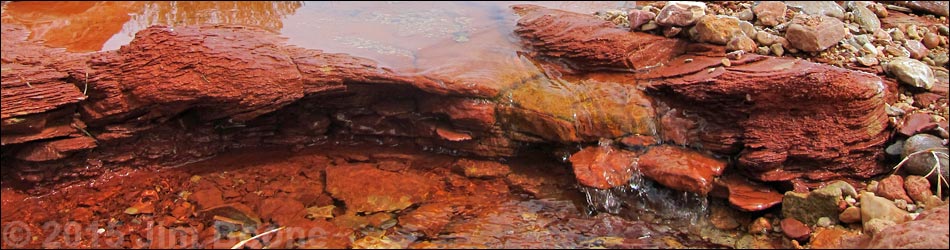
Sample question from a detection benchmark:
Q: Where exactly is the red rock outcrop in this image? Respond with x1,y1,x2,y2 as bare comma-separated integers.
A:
513,5,890,185
0,23,524,188
513,4,688,71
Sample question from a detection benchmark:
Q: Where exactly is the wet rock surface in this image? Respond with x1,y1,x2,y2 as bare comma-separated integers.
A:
569,145,639,190
637,145,726,195
711,174,783,212
514,4,890,186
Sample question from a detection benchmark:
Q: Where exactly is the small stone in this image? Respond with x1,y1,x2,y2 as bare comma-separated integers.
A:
939,25,950,36
860,192,911,233
819,181,859,198
728,36,757,53
721,58,731,67
849,2,882,32
875,175,914,203
641,21,659,31
901,134,949,183
890,29,906,42
754,1,787,26
628,9,657,31
904,40,929,59
886,57,935,89
922,32,940,49
885,140,905,155
780,218,811,241
885,45,911,57
787,1,845,19
663,26,682,37
869,3,888,18
694,15,742,44
906,25,921,40
856,55,878,66
898,112,936,136
839,206,862,223
770,43,785,56
749,217,772,234
755,31,778,45
816,217,833,227
864,218,897,235
736,8,754,21
710,205,742,230
655,1,706,27
854,34,870,45
739,21,755,39
868,180,880,193
785,14,847,52
904,175,932,204
894,199,908,209
933,53,949,66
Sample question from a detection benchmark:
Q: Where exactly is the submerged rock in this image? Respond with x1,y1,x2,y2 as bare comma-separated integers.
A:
325,164,434,213
780,218,811,241
454,159,511,179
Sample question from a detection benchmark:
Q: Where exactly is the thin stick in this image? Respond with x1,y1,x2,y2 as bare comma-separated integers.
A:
230,226,285,249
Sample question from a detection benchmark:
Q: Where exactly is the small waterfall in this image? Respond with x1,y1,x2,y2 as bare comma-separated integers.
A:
580,153,709,232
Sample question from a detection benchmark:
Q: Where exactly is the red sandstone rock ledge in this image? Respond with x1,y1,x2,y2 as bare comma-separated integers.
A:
2,5,890,204
513,5,890,189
